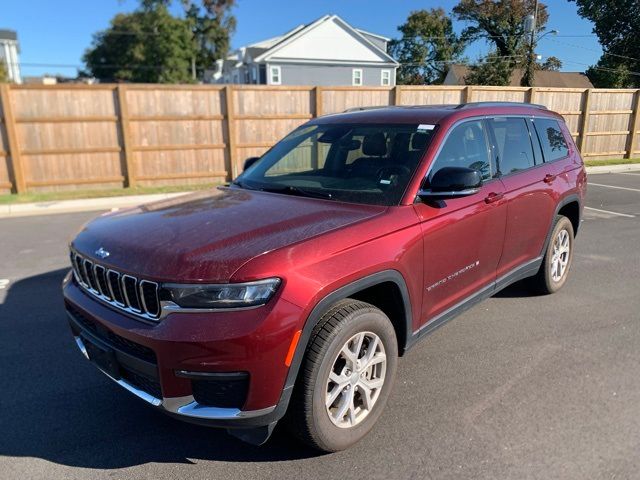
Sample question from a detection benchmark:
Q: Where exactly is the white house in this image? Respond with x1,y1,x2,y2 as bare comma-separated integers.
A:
208,15,398,87
0,29,21,83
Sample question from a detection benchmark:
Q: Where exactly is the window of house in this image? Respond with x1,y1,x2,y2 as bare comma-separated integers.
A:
269,65,281,85
251,66,257,84
488,117,535,175
352,69,363,86
381,70,391,86
534,118,569,162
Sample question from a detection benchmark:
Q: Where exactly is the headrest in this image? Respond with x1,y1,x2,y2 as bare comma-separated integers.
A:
362,133,387,156
411,132,429,150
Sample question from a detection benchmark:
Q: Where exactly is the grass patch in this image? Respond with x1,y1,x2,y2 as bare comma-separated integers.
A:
0,183,218,205
585,158,640,167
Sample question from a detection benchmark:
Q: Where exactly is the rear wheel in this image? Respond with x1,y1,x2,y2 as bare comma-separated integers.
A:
530,215,574,294
285,299,398,452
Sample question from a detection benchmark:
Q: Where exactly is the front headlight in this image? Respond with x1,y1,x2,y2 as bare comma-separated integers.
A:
161,278,281,309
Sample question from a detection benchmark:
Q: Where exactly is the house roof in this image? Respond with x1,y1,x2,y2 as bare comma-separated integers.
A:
447,64,594,88
242,14,398,66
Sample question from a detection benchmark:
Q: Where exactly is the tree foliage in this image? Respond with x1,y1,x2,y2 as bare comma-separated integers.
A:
389,8,465,85
570,0,640,87
0,62,8,83
539,56,561,71
83,0,235,83
453,0,549,85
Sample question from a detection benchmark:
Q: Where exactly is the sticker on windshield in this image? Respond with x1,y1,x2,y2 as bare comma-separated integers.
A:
417,124,435,131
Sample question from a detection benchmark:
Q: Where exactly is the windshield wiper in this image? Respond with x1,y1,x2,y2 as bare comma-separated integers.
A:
231,179,257,190
260,185,333,200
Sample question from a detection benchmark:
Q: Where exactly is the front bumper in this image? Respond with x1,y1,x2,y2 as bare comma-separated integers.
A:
63,272,302,429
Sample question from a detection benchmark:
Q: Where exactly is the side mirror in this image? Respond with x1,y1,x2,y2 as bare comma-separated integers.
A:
243,156,260,171
418,166,482,200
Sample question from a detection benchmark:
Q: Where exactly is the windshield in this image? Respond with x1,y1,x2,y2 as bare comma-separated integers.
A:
235,123,436,206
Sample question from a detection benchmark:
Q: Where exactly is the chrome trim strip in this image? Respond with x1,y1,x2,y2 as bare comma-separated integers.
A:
106,269,125,307
93,264,107,297
72,336,275,420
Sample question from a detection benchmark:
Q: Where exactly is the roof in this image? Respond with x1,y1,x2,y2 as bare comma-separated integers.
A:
0,29,17,41
446,64,594,88
312,103,561,126
238,14,397,65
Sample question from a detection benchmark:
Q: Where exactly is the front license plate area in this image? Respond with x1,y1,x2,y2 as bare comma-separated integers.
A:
82,335,120,379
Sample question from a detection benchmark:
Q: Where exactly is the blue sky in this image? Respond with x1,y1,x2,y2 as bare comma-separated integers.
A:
4,0,603,78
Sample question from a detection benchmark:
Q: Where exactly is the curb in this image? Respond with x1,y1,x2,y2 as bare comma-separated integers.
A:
586,163,640,175
0,192,193,219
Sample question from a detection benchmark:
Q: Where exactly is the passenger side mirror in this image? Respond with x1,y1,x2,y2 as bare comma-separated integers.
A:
418,166,482,200
243,156,260,171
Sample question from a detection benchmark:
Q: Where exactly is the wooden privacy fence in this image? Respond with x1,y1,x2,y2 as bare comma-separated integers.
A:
1,83,640,194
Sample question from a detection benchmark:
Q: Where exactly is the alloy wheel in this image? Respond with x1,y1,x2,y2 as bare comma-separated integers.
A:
551,229,570,282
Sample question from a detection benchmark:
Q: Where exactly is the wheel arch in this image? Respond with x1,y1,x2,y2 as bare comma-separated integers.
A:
540,193,581,256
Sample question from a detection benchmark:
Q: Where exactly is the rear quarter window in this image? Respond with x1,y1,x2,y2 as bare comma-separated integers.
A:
534,118,569,162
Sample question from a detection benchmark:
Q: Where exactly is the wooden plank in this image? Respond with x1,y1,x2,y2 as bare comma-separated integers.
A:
583,151,628,157
136,172,228,181
116,85,135,188
394,85,402,105
234,114,312,120
585,131,630,136
589,110,633,115
464,86,474,103
0,181,12,189
27,176,124,187
22,146,121,155
578,89,592,154
626,90,640,159
237,142,275,148
129,114,225,122
15,115,118,124
225,85,237,180
11,84,117,91
0,84,26,193
131,143,226,152
528,87,537,104
315,87,323,117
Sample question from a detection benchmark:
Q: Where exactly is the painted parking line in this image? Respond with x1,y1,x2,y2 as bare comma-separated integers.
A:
589,182,640,193
584,207,635,218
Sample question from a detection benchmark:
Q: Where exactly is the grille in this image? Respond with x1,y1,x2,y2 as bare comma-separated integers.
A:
70,249,161,321
121,366,162,399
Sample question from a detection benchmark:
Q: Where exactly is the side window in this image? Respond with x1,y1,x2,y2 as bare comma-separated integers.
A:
534,118,569,162
429,120,492,181
488,117,535,175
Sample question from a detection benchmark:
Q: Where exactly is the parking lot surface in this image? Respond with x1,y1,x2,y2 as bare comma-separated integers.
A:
1,172,639,480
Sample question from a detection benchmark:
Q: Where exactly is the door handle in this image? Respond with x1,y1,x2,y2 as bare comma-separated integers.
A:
543,174,557,184
484,192,504,204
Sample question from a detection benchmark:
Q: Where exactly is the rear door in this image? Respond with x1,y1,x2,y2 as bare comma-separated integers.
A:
488,116,558,278
413,119,507,324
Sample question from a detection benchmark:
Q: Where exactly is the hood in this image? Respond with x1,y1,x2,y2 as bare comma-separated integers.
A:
72,187,386,282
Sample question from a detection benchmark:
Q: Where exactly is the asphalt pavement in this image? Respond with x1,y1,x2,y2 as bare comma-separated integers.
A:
1,172,639,480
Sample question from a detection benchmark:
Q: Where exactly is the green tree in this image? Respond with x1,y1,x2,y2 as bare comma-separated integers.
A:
539,56,562,71
83,0,235,83
453,0,549,86
389,8,465,85
0,62,8,83
570,0,640,88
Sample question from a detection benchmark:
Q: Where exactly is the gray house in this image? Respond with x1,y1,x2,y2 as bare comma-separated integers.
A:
210,15,398,87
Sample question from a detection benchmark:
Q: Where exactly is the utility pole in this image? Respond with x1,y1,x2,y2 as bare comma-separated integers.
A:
521,0,538,87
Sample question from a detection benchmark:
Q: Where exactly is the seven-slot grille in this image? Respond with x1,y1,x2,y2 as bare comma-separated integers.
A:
70,250,161,321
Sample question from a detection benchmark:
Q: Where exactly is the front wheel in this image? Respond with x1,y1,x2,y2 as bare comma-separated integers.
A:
285,299,398,452
530,215,575,294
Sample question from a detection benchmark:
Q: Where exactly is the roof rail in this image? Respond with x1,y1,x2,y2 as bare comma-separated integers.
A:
343,106,389,113
455,101,548,110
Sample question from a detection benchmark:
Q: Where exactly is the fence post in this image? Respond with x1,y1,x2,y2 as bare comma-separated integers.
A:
464,86,474,103
225,85,237,180
314,87,323,117
0,84,26,193
394,85,402,105
626,89,640,159
528,87,537,104
578,88,592,154
116,85,135,188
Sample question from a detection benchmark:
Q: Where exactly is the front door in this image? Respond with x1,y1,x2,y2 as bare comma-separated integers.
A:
413,119,507,326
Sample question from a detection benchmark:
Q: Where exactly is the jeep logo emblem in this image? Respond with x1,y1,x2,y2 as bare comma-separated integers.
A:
95,247,110,259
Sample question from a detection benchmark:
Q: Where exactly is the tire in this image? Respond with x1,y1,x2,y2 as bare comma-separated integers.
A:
530,215,575,294
285,299,398,452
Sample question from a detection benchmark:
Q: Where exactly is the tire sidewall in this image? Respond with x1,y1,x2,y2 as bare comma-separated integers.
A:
544,216,574,292
309,308,398,451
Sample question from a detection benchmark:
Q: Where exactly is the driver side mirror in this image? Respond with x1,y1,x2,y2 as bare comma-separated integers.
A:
418,166,482,200
243,156,260,171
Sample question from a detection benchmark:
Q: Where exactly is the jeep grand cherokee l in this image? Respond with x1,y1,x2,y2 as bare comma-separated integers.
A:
63,102,586,452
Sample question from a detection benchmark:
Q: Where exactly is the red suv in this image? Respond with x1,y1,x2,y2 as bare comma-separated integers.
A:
64,102,586,451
